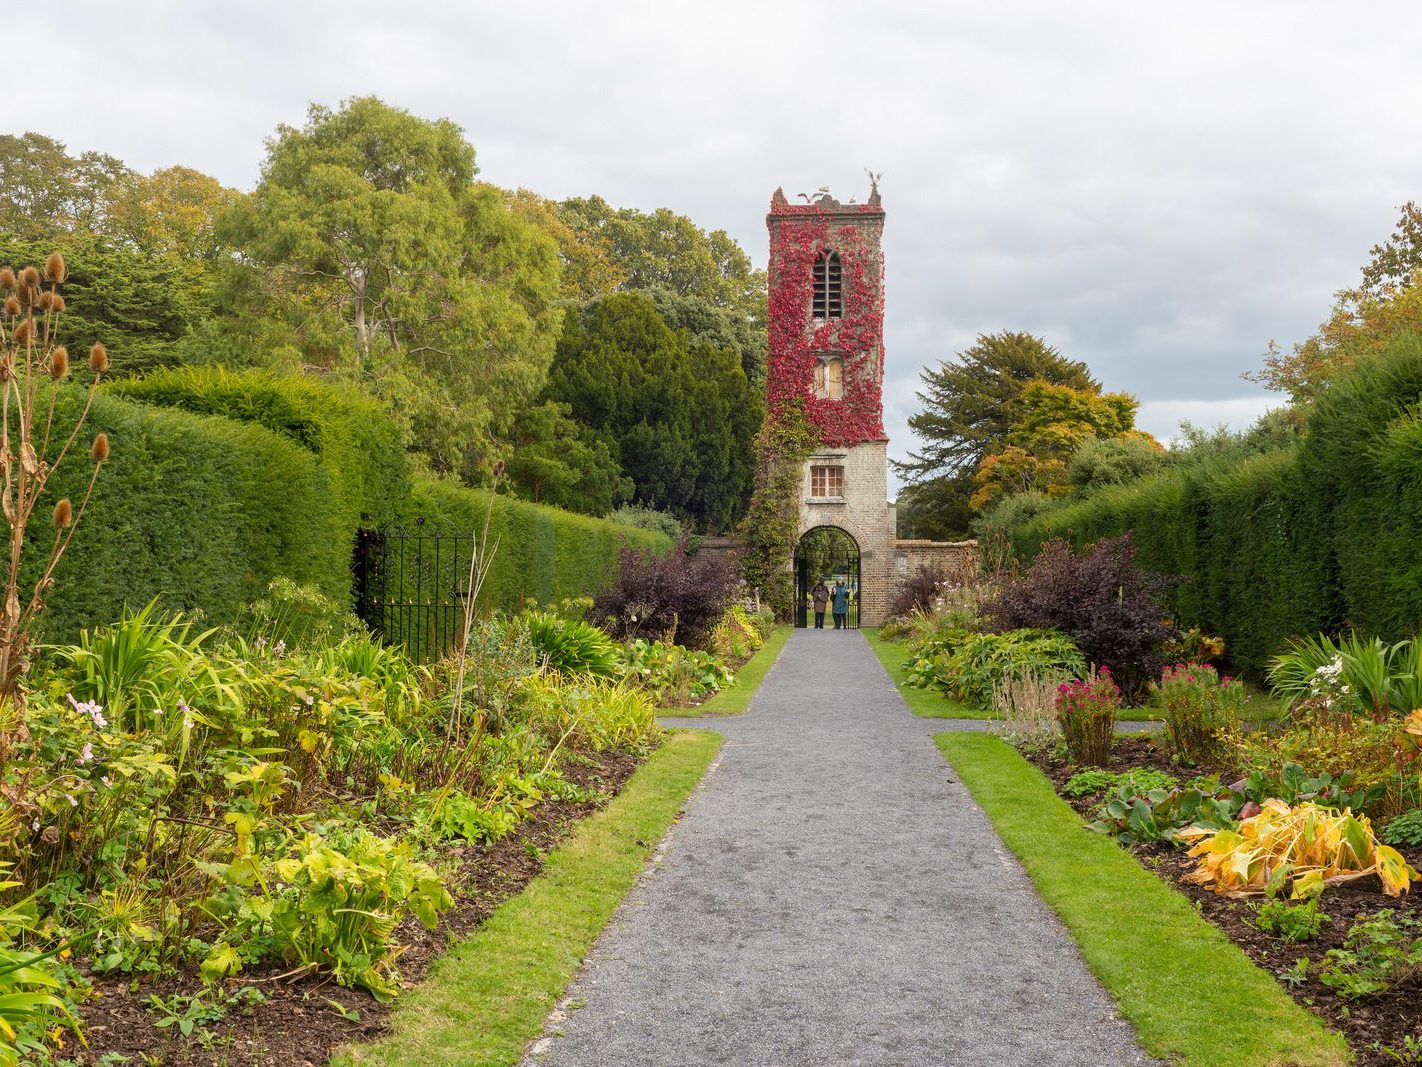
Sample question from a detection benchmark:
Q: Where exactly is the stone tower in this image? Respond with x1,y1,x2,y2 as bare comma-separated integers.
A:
766,184,897,625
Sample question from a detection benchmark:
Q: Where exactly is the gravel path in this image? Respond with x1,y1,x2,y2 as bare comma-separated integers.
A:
523,629,1153,1066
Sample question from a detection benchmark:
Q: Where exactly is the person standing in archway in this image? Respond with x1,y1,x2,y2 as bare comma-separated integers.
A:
832,579,850,630
811,579,830,629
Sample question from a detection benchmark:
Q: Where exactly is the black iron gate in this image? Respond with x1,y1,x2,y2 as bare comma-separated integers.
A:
793,527,861,629
354,519,477,661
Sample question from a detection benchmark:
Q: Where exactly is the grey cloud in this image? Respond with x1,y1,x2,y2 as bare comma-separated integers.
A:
15,1,1422,491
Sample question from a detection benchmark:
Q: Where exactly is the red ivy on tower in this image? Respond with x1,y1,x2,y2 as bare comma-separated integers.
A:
765,187,887,448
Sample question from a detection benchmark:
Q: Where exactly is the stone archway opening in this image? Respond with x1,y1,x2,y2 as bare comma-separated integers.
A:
794,526,861,629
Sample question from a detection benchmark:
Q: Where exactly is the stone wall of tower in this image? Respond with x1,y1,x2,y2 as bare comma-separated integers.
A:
797,441,896,625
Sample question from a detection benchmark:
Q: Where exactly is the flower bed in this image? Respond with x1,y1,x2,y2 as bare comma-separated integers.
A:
1026,736,1422,1065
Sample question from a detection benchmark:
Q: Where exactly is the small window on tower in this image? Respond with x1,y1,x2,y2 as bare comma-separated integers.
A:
813,357,845,400
812,251,842,319
810,465,844,498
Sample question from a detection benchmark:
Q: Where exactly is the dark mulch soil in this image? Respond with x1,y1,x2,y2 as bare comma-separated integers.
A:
1025,737,1422,1065
68,748,645,1067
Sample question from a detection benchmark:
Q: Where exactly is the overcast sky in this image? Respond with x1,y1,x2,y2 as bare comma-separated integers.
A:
18,2,1422,487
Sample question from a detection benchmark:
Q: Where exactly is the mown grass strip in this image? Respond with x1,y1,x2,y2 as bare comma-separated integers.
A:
336,729,723,1067
935,732,1349,1067
670,624,792,717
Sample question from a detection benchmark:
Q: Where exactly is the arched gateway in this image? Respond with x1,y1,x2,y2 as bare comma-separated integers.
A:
793,526,861,628
765,184,975,625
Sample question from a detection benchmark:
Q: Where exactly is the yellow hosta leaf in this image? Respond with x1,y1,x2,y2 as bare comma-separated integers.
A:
1184,800,1413,900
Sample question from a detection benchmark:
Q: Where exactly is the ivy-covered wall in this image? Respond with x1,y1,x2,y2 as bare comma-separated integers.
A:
765,189,887,446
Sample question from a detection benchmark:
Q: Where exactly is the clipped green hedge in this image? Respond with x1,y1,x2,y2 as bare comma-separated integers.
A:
32,370,666,648
395,474,670,612
110,366,410,530
36,389,345,642
1009,336,1422,675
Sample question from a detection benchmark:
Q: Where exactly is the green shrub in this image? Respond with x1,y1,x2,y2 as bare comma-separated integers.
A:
1152,662,1247,763
111,366,410,530
1057,667,1121,767
37,389,346,642
907,628,1085,708
604,504,682,541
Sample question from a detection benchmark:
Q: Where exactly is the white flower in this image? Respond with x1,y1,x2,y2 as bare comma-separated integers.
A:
77,742,93,765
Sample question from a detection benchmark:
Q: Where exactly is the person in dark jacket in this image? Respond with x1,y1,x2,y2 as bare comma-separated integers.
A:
832,579,850,629
811,580,830,629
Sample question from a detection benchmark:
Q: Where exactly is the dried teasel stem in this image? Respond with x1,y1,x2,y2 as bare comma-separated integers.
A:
0,255,108,731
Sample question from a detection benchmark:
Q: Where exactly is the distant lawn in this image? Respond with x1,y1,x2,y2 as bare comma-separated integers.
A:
936,733,1348,1067
337,729,722,1067
667,625,791,718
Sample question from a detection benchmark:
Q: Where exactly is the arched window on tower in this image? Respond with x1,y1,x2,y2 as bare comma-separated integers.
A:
814,355,845,400
812,250,842,319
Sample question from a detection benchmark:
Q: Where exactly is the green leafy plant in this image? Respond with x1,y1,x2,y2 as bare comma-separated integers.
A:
1318,909,1422,1000
1243,762,1382,814
203,830,452,1001
1257,897,1330,943
0,865,79,1067
1065,767,1177,798
1385,809,1422,848
1268,632,1422,719
1151,662,1246,763
908,628,1084,708
618,639,731,705
1091,782,1240,845
518,611,620,678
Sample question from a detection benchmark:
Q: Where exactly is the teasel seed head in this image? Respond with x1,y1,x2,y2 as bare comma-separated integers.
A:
50,347,68,379
50,294,64,313
88,341,108,374
91,432,109,462
19,267,38,288
0,268,14,290
36,291,53,311
43,252,66,284
52,498,71,528
12,318,32,345
3,296,17,317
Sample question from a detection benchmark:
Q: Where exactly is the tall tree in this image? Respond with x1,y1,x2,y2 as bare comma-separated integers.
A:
224,97,563,480
544,293,757,531
557,195,767,327
894,332,1098,536
502,401,631,514
1250,201,1422,401
0,132,131,239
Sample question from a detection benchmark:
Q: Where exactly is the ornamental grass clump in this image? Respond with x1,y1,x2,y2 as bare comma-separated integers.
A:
1056,667,1121,765
0,256,109,744
1152,662,1247,763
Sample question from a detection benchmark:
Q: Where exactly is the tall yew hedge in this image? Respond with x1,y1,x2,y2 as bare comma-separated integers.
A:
34,370,667,645
38,390,345,641
1009,335,1422,675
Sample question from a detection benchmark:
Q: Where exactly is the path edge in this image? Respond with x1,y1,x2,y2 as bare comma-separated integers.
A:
333,728,723,1067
